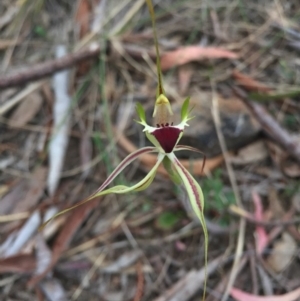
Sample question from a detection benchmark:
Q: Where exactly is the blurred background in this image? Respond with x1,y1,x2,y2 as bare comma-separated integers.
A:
1,0,300,300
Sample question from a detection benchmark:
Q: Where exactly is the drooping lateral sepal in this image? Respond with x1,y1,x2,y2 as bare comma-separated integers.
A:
92,153,164,196
174,145,206,173
167,152,208,301
41,146,158,228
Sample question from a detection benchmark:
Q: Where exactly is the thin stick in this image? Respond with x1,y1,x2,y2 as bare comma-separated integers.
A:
0,44,101,90
232,86,300,163
133,261,144,301
72,253,106,300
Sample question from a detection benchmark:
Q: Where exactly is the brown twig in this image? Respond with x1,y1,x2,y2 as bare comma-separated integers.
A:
232,86,300,164
0,44,101,90
0,42,157,90
133,261,144,301
229,206,300,227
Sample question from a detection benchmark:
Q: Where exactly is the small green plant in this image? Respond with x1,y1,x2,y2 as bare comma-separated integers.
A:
156,211,183,230
33,25,47,37
202,169,235,226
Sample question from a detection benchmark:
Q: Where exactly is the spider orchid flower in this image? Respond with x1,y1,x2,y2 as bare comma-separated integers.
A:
46,95,207,235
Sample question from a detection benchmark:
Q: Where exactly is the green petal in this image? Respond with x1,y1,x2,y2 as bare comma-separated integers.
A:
181,97,190,121
167,152,208,301
136,102,147,123
180,97,194,124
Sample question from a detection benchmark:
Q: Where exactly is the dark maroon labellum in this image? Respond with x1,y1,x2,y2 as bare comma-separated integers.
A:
151,126,182,153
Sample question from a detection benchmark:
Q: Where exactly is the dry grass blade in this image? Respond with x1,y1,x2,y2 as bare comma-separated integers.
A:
233,86,300,163
211,84,246,301
28,199,99,287
231,286,300,301
153,256,225,301
72,253,106,300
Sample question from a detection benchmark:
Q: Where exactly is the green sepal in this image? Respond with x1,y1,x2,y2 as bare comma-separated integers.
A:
167,152,208,301
41,146,159,230
93,154,164,197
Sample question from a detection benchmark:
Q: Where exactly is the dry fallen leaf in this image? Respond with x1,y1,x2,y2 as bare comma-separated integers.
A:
266,232,296,273
178,65,194,95
35,234,52,276
12,167,47,214
232,70,272,93
28,199,99,287
161,46,238,71
80,130,93,179
253,191,269,255
75,0,92,75
267,138,300,178
231,140,268,165
0,167,47,234
0,180,27,215
102,250,142,273
3,210,41,257
9,91,43,127
0,5,19,30
231,286,300,301
47,45,71,195
75,0,91,38
267,187,285,220
0,254,36,274
40,278,67,301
